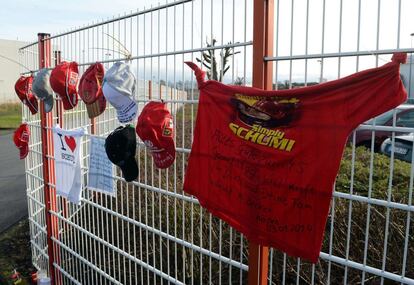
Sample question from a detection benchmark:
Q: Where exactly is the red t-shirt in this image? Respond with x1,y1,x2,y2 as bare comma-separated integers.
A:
183,54,407,263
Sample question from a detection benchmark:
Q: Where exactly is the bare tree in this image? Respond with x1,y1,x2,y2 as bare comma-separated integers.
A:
196,38,240,82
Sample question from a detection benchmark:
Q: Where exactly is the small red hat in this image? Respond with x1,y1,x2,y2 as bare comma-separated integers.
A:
136,102,175,169
50,61,79,110
79,62,106,118
14,75,38,115
79,63,105,104
13,123,30,159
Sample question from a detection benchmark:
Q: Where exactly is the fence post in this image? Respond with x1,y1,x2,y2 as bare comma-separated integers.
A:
248,0,274,284
149,80,153,100
38,33,58,285
159,84,162,100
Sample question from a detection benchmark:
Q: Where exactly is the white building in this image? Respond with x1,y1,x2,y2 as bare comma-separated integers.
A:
0,39,28,104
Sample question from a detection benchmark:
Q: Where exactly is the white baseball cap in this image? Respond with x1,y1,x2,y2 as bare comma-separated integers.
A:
102,62,137,123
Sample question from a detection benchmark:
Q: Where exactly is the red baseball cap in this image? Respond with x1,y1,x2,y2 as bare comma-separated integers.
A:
13,123,30,159
14,75,38,115
79,62,106,118
136,102,175,169
50,61,79,110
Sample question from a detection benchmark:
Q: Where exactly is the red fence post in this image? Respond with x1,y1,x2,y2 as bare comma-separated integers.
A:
38,33,59,285
248,0,274,284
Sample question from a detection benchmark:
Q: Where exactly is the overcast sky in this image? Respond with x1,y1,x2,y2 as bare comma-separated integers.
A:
2,0,414,83
0,0,159,42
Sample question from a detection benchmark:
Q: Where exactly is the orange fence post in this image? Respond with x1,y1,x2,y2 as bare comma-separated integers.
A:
39,33,59,285
248,0,274,284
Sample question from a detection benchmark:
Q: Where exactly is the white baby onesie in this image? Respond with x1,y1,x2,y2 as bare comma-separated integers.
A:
53,125,86,205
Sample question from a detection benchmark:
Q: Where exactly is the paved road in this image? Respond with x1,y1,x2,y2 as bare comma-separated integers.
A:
0,131,27,233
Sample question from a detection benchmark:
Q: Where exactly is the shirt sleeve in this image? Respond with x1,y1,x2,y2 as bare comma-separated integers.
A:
342,61,407,131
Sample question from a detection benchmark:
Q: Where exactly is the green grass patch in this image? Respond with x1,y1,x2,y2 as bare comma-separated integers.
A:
0,103,21,129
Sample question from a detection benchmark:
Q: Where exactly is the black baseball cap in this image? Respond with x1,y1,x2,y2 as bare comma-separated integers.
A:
105,125,138,182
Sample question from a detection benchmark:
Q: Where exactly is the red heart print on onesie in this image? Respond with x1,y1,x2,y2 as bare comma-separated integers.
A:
65,136,77,152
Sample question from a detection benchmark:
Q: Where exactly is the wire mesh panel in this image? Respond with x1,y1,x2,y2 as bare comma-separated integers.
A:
267,0,414,284
20,0,253,284
20,0,414,284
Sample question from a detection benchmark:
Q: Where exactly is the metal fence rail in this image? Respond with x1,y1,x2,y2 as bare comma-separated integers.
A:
20,0,413,284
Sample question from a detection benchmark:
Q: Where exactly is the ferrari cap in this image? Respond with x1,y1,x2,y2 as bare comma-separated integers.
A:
13,123,30,159
136,101,175,169
15,75,38,115
50,61,79,110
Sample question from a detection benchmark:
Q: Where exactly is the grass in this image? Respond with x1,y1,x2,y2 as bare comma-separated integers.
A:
0,219,33,284
12,104,413,283
0,103,22,129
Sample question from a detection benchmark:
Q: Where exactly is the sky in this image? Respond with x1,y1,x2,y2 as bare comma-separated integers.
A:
0,0,159,42
2,0,414,83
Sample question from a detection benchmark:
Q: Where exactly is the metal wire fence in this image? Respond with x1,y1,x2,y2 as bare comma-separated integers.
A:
266,0,414,284
19,0,413,284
